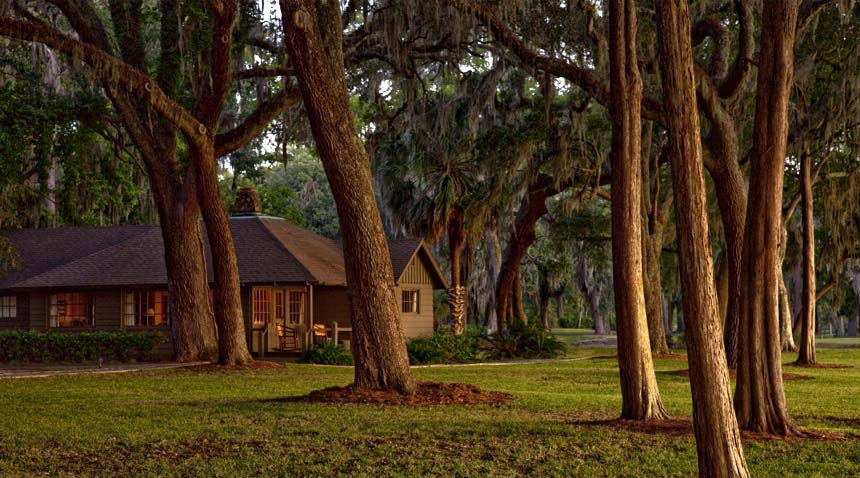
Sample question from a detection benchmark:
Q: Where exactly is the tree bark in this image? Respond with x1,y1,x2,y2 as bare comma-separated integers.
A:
654,0,750,475
193,142,252,365
447,208,468,334
495,174,562,328
734,0,799,436
608,0,667,421
281,0,414,393
796,151,817,364
643,222,670,355
485,222,502,332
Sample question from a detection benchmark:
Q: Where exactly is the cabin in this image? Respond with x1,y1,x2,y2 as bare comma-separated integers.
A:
0,188,447,358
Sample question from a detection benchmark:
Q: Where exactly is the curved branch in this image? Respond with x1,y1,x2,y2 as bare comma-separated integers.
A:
0,18,209,147
214,85,302,157
691,14,729,81
718,0,754,99
446,0,664,123
234,66,294,80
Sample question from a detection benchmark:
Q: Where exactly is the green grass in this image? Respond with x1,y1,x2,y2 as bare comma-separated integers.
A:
1,349,860,477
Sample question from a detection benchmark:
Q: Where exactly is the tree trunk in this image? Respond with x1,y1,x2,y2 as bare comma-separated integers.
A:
555,293,564,325
539,278,551,329
643,223,670,355
608,0,667,421
448,208,468,334
796,151,817,364
495,174,562,328
193,142,253,366
281,0,414,393
734,0,799,436
485,221,502,332
654,0,750,475
160,201,220,363
512,269,527,324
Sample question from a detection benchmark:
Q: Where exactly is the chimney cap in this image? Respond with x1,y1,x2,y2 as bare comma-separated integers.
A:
233,187,262,216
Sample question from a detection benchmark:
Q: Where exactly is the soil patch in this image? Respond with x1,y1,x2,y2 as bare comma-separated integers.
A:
573,417,849,441
188,360,283,372
664,368,813,381
787,362,853,369
296,381,514,406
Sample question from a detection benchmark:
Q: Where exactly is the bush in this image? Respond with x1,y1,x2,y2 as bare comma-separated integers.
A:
484,321,566,359
299,341,353,365
0,331,165,363
406,326,484,365
557,316,579,329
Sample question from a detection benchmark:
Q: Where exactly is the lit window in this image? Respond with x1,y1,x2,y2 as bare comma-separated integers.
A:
49,293,93,328
253,288,272,326
401,290,419,314
123,291,169,326
0,296,16,319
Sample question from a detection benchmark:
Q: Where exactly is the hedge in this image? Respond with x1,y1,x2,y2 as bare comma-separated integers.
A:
0,330,165,363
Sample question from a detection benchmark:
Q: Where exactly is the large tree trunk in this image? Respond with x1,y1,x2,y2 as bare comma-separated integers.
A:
160,198,220,363
538,276,551,329
796,151,817,364
495,174,561,328
193,142,253,366
512,270,527,324
654,0,750,475
281,0,414,393
608,0,667,421
447,208,468,334
734,0,799,436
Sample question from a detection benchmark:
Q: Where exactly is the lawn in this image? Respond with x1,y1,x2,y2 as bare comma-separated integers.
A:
1,349,859,477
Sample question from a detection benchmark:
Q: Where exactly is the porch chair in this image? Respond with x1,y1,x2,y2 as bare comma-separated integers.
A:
279,324,300,351
313,324,331,345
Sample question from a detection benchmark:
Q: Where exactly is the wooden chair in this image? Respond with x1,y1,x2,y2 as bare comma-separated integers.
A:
313,324,330,345
279,325,299,351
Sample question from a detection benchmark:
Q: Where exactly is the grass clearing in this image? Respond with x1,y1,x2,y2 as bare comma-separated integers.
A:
1,349,859,477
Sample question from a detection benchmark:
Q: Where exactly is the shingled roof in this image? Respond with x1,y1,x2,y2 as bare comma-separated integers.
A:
0,217,446,290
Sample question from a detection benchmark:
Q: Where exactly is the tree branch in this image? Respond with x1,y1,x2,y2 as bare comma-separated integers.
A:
234,66,295,80
0,18,209,147
214,84,302,157
718,0,754,99
446,0,665,123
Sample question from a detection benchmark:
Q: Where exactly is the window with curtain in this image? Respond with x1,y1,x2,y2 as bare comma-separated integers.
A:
288,291,304,325
49,293,94,327
0,295,16,319
253,288,272,326
123,291,169,326
401,290,419,314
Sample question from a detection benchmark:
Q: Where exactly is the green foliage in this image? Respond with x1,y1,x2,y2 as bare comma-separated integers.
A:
299,342,354,366
406,326,484,365
484,321,566,359
0,331,164,363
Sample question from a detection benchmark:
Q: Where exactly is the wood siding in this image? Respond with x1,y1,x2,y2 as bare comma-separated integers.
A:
311,253,437,339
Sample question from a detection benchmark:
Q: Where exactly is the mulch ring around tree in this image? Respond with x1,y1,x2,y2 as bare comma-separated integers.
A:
572,417,852,442
664,368,814,381
188,360,283,372
294,382,515,406
786,362,853,369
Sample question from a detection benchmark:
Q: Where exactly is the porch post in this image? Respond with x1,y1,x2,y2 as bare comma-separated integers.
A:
307,283,314,350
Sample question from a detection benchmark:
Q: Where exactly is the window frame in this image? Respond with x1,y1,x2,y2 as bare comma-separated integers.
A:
401,289,420,314
48,292,95,328
123,290,170,327
0,295,16,319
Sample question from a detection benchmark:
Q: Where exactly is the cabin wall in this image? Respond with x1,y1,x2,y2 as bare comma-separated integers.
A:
312,286,352,329
396,255,435,338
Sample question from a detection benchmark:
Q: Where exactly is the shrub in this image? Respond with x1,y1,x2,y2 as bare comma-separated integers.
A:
299,341,353,365
484,321,566,359
557,316,579,329
0,331,165,363
406,326,483,365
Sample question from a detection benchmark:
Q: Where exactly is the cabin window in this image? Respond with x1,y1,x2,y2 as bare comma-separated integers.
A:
253,287,272,326
288,291,304,325
49,293,94,328
0,295,15,319
401,290,419,314
123,291,169,326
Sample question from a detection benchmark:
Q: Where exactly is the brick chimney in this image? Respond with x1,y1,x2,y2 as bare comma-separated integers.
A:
233,187,262,216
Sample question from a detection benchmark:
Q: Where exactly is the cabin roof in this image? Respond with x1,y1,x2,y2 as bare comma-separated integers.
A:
0,217,446,290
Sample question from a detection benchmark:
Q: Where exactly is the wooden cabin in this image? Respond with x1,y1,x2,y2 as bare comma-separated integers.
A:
0,189,447,358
